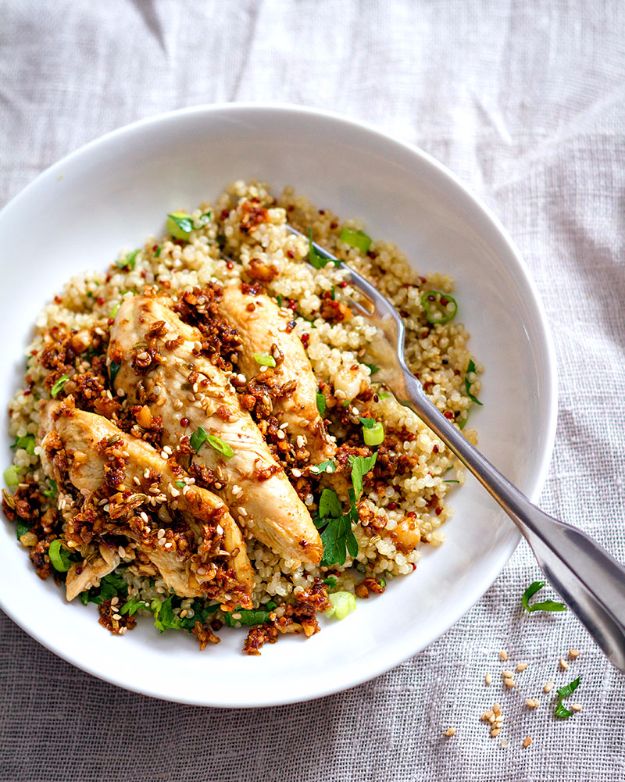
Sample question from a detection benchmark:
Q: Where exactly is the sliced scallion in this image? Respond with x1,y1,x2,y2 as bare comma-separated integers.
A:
339,227,372,254
253,352,276,368
167,211,194,240
3,465,20,487
51,374,70,398
325,591,357,620
420,290,458,325
48,539,72,572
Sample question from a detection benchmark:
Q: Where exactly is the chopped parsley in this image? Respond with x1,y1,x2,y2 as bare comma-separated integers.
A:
50,374,70,398
364,362,380,375
16,519,30,540
120,597,148,616
311,459,336,475
521,580,567,613
276,294,284,307
109,361,121,386
166,211,194,240
323,575,338,589
190,426,234,458
307,228,334,269
554,676,581,719
464,359,483,406
116,249,139,270
349,453,377,500
223,605,275,627
42,478,58,499
316,392,327,416
80,570,128,605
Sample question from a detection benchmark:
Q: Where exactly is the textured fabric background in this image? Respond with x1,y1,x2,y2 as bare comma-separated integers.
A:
1,1,625,780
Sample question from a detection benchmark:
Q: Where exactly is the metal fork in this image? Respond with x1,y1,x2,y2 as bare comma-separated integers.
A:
289,225,625,673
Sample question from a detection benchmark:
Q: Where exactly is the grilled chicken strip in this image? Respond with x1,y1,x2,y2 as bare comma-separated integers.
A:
108,295,323,565
220,283,335,463
39,402,254,606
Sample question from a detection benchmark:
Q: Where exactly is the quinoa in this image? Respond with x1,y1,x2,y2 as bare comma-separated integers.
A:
2,180,482,653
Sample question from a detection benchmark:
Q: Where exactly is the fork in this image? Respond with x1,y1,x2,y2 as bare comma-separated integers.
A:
288,225,625,673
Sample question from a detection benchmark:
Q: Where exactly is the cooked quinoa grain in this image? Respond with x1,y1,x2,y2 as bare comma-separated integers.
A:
2,180,481,653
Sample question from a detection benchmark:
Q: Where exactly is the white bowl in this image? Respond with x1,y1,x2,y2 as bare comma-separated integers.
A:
0,104,557,707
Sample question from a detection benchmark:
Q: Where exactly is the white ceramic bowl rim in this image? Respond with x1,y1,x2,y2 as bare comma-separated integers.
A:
0,103,558,707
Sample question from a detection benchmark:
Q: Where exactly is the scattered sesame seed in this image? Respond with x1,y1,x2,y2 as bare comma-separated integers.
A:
112,613,122,621
490,727,501,738
543,681,554,693
157,528,165,539
484,672,492,686
499,739,509,749
291,468,302,478
117,546,126,558
516,662,528,673
499,650,508,662
443,727,456,737
559,657,569,671
525,698,540,710
133,476,141,486
140,511,149,523
522,736,533,749
571,703,583,713
279,422,289,429
502,670,514,679
170,486,180,497
277,430,286,440
296,435,306,448
232,485,243,497
568,648,580,660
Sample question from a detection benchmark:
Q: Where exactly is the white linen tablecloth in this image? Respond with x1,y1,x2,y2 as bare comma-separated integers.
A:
1,2,624,780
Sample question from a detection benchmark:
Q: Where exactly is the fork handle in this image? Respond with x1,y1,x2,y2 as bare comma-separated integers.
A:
398,368,625,672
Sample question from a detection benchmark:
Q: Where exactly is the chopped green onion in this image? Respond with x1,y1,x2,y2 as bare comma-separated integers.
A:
362,421,384,446
421,290,458,325
12,434,35,455
109,361,121,386
311,459,336,474
50,374,70,398
154,245,162,257
195,211,212,227
116,249,139,270
521,580,567,613
554,676,581,719
316,392,327,416
378,391,391,400
443,479,460,485
253,352,276,368
109,301,121,318
359,417,376,429
4,465,21,487
308,228,334,269
48,539,72,572
339,227,372,254
167,211,194,240
323,575,338,589
325,591,357,620
364,363,380,375
464,359,483,406
42,478,58,498
175,480,186,489
276,294,284,307
378,577,387,588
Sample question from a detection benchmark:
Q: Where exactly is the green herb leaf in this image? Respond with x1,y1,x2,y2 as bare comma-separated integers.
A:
253,352,276,368
465,359,483,406
420,289,458,325
154,245,162,258
521,580,567,613
190,426,208,452
196,211,212,227
323,575,338,588
12,434,35,455
378,391,391,400
359,417,376,429
48,539,72,572
554,676,581,719
318,488,342,519
120,597,148,616
16,520,30,540
339,227,372,254
42,478,58,499
167,211,194,240
152,595,178,632
349,453,377,500
175,480,186,489
223,607,273,627
109,361,121,386
51,374,70,398
310,459,336,475
276,294,284,307
82,570,129,605
308,228,333,269
116,249,139,270
364,363,380,375
316,392,327,416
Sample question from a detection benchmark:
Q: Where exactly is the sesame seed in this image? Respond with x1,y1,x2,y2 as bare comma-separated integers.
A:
484,672,492,686
502,670,514,679
543,681,554,693
516,662,528,672
133,476,141,486
259,365,268,373
443,727,456,737
163,445,173,455
490,727,501,738
157,528,165,539
277,430,285,440
499,739,509,749
571,703,582,712
164,542,172,549
498,650,508,662
296,435,306,448
559,657,569,671
238,507,248,517
232,485,242,497
279,422,289,430
111,597,119,606
170,486,180,497
291,468,302,478
522,736,533,749
112,613,122,621
140,511,149,523
525,698,540,710
568,648,580,660
118,546,126,558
